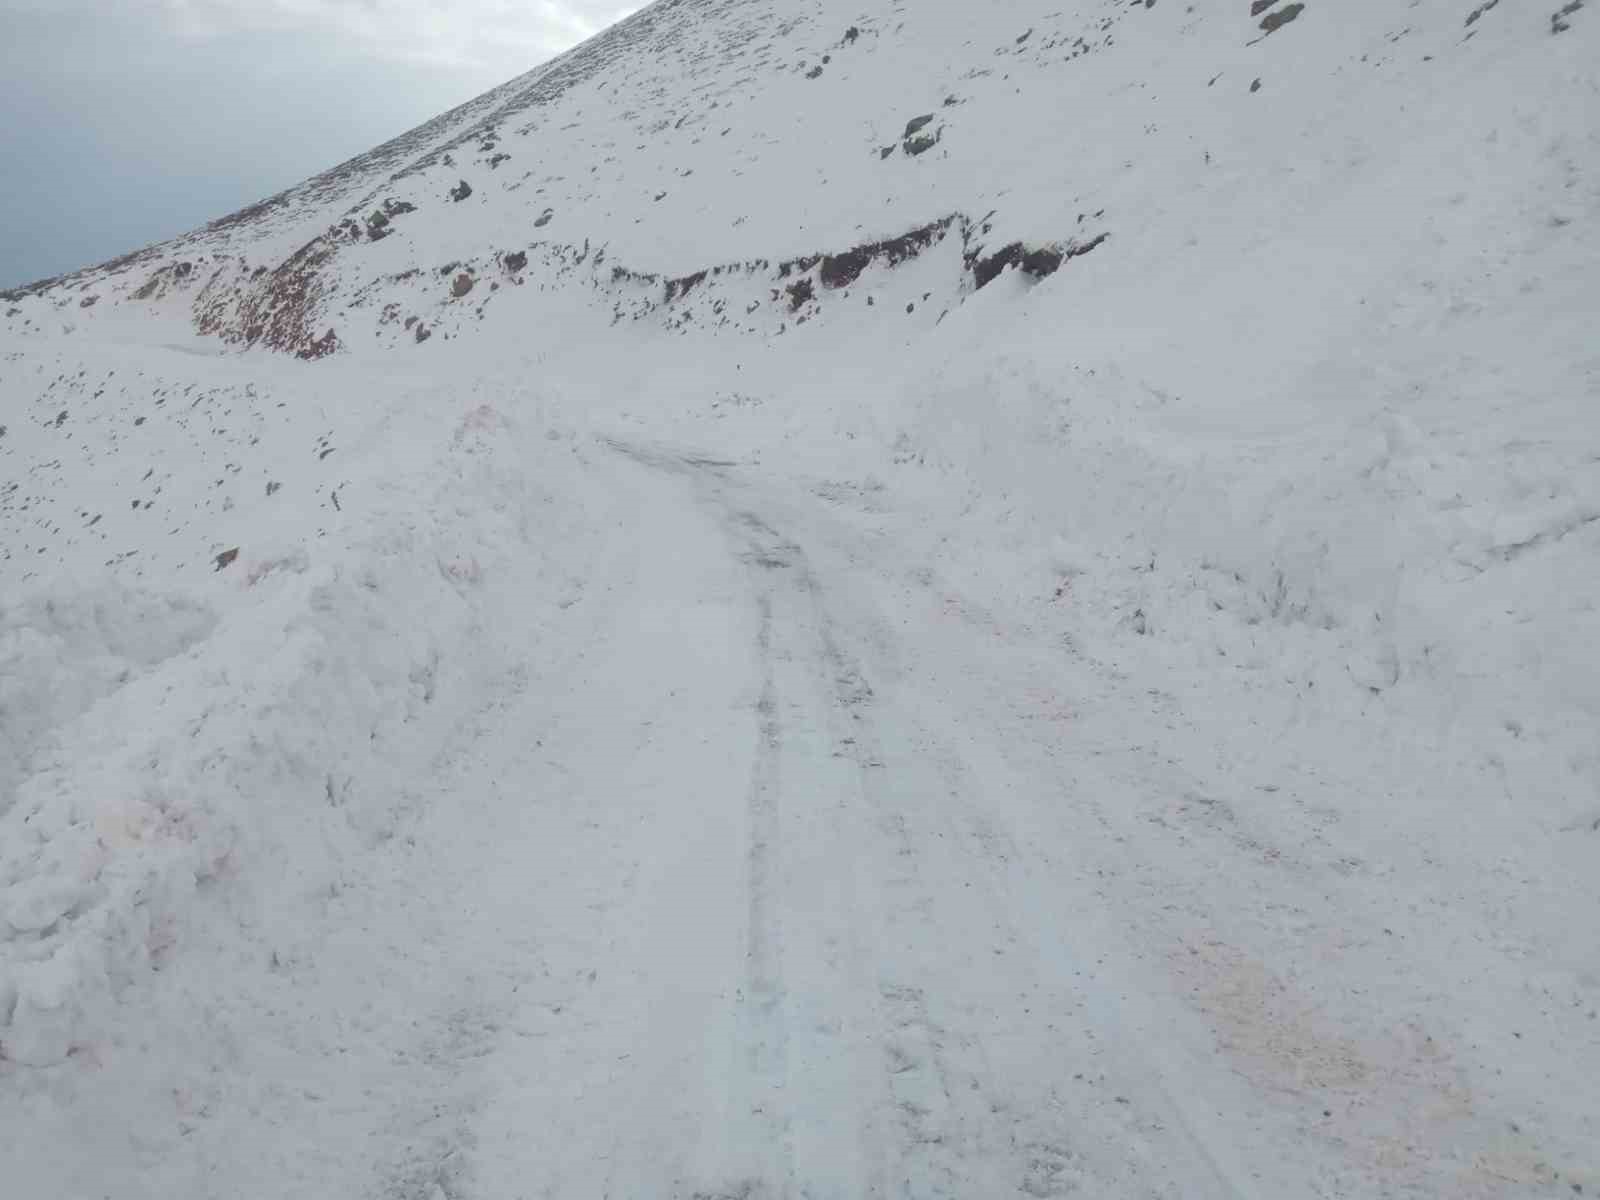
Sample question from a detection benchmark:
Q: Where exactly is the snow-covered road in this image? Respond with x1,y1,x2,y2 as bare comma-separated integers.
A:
4,371,1595,1197
345,435,1271,1200
388,430,1593,1200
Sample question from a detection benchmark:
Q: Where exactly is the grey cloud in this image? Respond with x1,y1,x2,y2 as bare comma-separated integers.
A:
0,1,635,288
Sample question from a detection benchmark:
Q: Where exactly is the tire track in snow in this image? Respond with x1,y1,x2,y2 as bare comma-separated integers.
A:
733,505,906,1200
602,437,1271,1198
787,552,980,1198
609,438,1261,1200
599,441,798,1198
734,577,796,1198
610,439,892,1197
609,440,1055,1193
693,450,1074,1197
775,485,1270,1200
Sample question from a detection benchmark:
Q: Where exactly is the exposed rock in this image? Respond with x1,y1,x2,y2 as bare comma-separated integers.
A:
666,270,710,301
195,234,338,358
214,547,239,571
449,179,473,202
503,250,528,273
452,273,475,298
972,244,1023,290
1020,246,1065,276
820,249,872,289
969,233,1107,290
818,218,954,289
300,329,338,360
1259,2,1304,33
534,209,555,228
902,116,942,156
778,253,821,278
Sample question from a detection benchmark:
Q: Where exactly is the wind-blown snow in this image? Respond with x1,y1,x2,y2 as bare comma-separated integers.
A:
2,0,1598,1196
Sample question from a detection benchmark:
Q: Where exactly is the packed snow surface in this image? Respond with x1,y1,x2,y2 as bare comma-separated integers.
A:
2,0,1598,1196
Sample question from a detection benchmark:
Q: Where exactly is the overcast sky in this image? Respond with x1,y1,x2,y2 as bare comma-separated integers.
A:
0,0,635,289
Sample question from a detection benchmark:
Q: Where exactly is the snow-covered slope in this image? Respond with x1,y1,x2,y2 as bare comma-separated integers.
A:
3,0,1598,1196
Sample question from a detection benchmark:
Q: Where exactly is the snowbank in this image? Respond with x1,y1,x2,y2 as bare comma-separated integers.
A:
0,388,583,1065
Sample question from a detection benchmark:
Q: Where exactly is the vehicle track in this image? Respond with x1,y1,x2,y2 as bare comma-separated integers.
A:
604,437,1260,1199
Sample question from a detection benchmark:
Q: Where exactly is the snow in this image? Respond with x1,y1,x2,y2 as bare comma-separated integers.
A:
3,0,1599,1195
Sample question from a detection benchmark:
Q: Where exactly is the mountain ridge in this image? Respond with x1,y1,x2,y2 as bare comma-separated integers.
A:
9,0,1532,358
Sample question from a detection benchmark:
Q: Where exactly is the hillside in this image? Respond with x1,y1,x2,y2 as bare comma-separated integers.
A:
2,0,1598,1196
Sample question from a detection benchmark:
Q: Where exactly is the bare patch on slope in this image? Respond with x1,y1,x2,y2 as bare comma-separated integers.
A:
195,237,341,359
169,207,1109,355
818,219,956,289
967,232,1109,290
